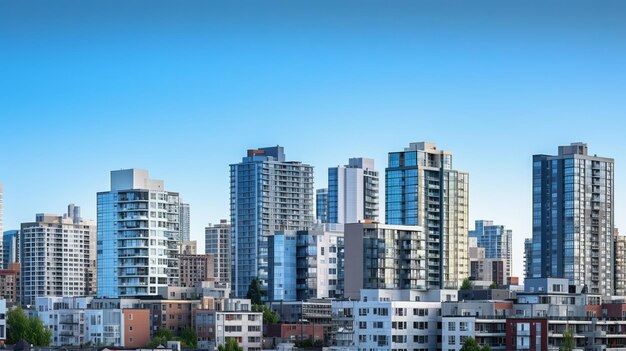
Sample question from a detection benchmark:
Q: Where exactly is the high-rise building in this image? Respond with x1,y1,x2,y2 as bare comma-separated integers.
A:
316,188,328,223
469,220,513,280
327,158,379,224
20,207,96,306
205,220,231,285
530,143,614,297
230,146,314,297
296,223,344,300
2,230,18,269
97,169,182,298
524,238,532,280
614,229,626,296
178,253,214,288
268,231,297,301
180,240,197,255
385,142,469,289
179,202,190,241
344,222,427,299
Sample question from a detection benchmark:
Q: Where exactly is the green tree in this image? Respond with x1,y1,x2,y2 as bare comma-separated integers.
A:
252,304,280,324
218,338,243,351
489,282,498,289
560,328,574,351
7,307,52,346
460,337,491,351
460,277,473,290
28,316,52,346
179,326,198,348
146,328,174,348
246,277,264,305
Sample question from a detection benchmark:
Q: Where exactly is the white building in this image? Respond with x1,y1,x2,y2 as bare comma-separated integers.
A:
331,289,458,351
296,223,344,300
97,169,182,297
20,208,96,306
441,300,513,351
327,158,379,224
179,203,190,242
195,298,263,350
36,296,93,346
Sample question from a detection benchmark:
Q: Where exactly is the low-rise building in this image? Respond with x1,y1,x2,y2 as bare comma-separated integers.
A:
330,289,457,351
442,300,513,351
194,298,262,351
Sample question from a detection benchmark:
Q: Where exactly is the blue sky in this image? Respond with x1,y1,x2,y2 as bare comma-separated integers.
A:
2,1,626,279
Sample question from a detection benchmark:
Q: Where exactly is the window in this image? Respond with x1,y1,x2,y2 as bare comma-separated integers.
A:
448,321,456,331
448,335,456,345
460,321,468,331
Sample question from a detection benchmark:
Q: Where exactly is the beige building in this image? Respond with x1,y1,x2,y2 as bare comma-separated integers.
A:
21,206,96,306
178,254,214,288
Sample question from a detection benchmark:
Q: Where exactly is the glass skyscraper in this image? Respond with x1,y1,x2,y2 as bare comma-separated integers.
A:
385,142,469,289
327,158,379,224
2,230,19,269
316,188,328,223
469,220,513,280
531,143,614,296
230,146,314,297
268,231,297,301
97,169,181,297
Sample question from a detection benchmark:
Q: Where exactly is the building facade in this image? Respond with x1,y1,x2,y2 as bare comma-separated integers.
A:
97,169,182,298
2,230,18,269
344,222,427,299
530,143,614,296
230,146,314,297
327,158,379,224
614,229,626,296
469,220,512,280
268,231,297,301
296,223,344,300
20,209,96,306
205,219,231,285
179,203,190,241
0,263,19,305
194,298,262,351
178,254,214,288
385,142,469,289
316,188,328,224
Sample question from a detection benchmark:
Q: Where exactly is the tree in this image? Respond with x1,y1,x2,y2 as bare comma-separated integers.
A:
252,304,280,324
460,277,473,290
146,328,174,348
560,328,574,351
28,316,52,346
179,326,198,348
460,337,491,351
218,338,243,351
7,307,52,346
246,277,264,305
489,282,498,289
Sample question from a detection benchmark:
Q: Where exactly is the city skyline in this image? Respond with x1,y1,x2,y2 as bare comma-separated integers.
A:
3,2,626,283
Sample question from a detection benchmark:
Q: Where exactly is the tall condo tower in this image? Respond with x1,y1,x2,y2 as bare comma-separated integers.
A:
531,143,614,297
97,169,181,297
230,146,314,297
385,142,469,289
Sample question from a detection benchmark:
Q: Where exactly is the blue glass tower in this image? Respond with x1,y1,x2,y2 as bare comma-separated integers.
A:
531,143,614,296
230,146,314,298
2,230,19,268
268,231,297,301
469,220,513,279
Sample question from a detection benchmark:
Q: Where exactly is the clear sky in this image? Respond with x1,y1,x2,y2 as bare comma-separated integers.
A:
2,1,626,280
